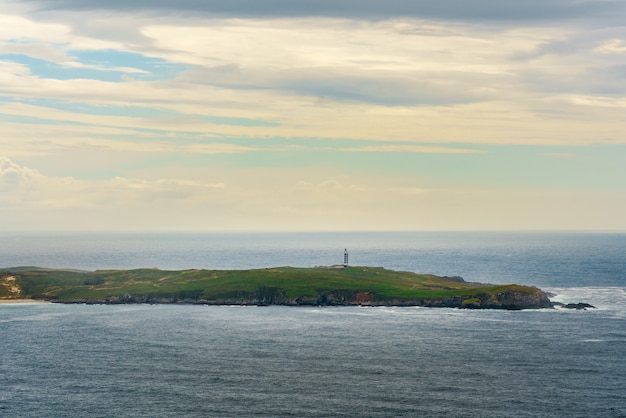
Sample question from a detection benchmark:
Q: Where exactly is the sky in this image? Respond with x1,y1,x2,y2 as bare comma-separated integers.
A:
1,0,625,231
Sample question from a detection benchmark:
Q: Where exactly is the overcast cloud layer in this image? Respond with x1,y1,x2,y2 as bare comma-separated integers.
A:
1,0,626,230
25,0,626,21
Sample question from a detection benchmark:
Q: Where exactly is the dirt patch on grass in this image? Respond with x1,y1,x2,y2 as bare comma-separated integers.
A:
0,276,23,299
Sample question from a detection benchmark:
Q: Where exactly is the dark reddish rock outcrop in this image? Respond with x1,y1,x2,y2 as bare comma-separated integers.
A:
54,286,553,310
72,289,549,310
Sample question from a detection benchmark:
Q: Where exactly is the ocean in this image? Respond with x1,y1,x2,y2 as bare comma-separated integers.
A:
1,231,625,417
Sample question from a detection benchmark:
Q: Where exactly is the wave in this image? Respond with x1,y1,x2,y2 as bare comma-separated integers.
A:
545,286,626,316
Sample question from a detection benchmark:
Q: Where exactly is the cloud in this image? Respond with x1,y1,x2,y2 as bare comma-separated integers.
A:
0,155,43,189
0,156,226,209
595,39,626,54
23,0,626,22
0,59,31,76
271,70,488,106
3,7,626,147
2,0,626,232
0,42,71,64
140,19,511,106
0,12,70,42
3,156,626,231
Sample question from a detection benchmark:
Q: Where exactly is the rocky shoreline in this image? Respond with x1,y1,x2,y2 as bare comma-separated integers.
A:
551,302,597,310
53,286,554,310
3,266,596,310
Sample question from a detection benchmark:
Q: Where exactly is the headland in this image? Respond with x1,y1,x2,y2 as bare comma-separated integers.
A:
1,265,553,310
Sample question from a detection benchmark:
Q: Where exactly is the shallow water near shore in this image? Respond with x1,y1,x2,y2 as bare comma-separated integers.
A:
1,231,625,417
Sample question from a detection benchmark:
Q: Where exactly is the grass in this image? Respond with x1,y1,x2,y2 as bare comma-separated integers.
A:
4,265,548,308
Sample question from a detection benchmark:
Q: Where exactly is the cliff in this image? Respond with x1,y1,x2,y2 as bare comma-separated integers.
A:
2,266,553,310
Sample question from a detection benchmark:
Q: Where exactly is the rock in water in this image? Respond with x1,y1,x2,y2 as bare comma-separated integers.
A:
563,302,596,310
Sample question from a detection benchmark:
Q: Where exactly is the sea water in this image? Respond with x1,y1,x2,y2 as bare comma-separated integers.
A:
1,231,625,417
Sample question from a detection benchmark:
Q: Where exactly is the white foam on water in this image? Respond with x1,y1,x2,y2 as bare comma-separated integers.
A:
546,286,626,318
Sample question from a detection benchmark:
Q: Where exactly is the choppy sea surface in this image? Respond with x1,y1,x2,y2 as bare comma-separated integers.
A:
1,231,625,417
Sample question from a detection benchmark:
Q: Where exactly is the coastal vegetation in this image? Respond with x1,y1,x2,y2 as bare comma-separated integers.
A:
1,266,552,309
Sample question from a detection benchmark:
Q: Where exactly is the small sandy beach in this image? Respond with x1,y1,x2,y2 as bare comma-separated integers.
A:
0,299,43,303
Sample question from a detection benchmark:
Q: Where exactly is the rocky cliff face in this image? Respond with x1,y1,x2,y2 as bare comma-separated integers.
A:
56,286,553,310
331,286,553,310
484,287,553,309
413,287,553,310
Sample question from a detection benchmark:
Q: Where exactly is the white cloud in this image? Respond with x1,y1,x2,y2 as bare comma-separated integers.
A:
2,3,626,231
565,95,626,109
1,12,625,148
2,156,625,231
0,155,43,189
594,39,626,54
0,156,226,210
0,13,70,42
0,60,31,76
0,41,71,64
141,18,539,95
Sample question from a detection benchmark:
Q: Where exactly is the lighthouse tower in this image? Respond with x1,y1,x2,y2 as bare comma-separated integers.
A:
343,248,349,268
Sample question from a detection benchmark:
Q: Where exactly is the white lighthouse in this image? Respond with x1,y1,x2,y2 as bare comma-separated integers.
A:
343,248,349,268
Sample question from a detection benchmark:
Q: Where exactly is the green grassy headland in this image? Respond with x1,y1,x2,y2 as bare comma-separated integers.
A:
0,266,552,309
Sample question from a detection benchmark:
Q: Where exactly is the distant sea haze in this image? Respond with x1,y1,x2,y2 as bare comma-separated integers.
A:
2,231,625,287
2,231,625,417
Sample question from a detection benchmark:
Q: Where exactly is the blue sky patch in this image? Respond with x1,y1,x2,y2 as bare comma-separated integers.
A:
72,49,185,81
1,49,185,82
